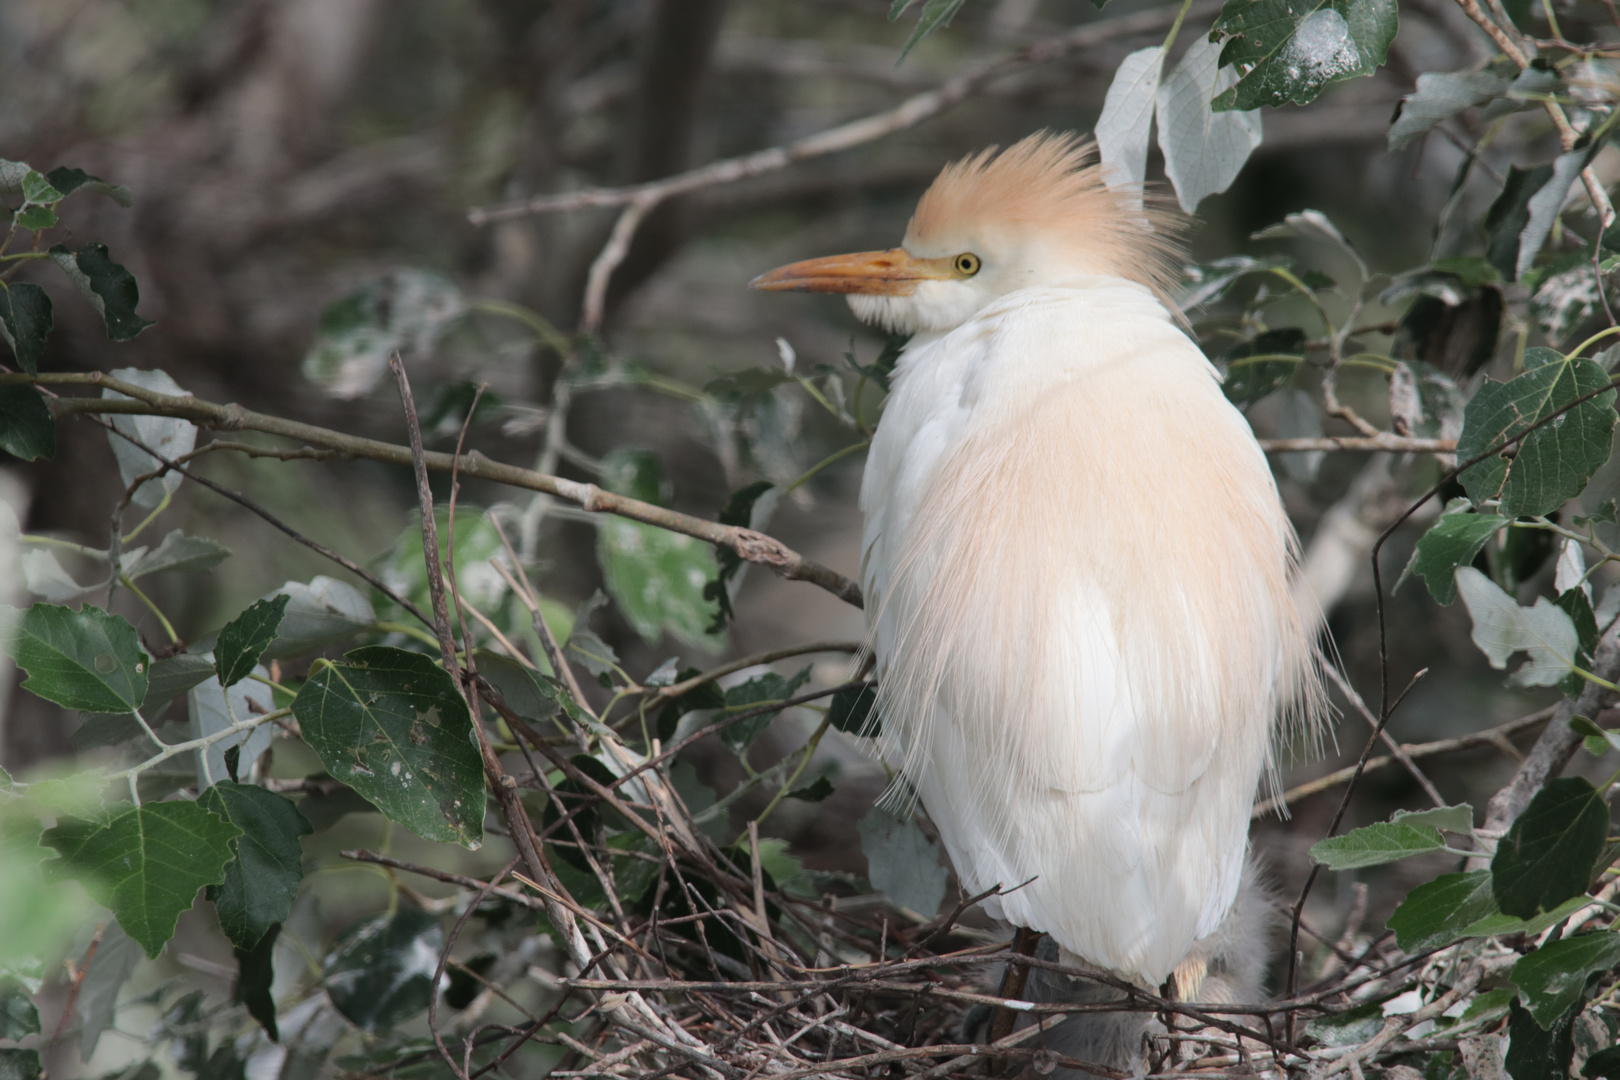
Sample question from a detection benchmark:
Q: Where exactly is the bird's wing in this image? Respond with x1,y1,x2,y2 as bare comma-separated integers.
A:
862,285,1318,980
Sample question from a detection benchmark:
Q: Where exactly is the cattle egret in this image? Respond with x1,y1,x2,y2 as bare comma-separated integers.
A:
752,131,1322,1053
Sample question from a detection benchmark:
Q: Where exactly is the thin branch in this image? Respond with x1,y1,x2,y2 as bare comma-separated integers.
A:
29,371,863,608
1318,653,1447,808
93,418,434,629
1253,705,1556,817
465,3,1217,225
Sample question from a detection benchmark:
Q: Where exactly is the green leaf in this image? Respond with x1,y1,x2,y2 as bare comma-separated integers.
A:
828,684,879,735
859,806,946,917
1387,870,1499,951
1219,329,1304,405
1486,151,1595,281
1511,931,1620,1029
291,646,486,848
301,270,464,399
1179,254,1293,310
1210,0,1398,111
1586,1046,1620,1079
1506,997,1576,1080
0,386,54,462
264,577,376,659
892,0,968,61
0,979,39,1039
324,910,443,1033
1570,715,1620,756
19,171,61,206
43,167,133,207
215,596,289,690
42,802,242,958
597,450,723,650
1456,349,1617,518
198,782,311,951
1096,47,1164,194
655,669,725,742
0,1049,42,1080
47,243,153,341
74,922,140,1059
1155,37,1263,213
787,776,835,802
1413,510,1504,604
6,603,149,713
704,480,774,633
0,283,52,376
721,666,812,752
1392,803,1474,832
1492,776,1610,919
598,518,722,650
1310,821,1446,869
102,368,197,509
16,206,55,232
1455,567,1580,686
234,922,281,1041
1389,67,1513,151
143,653,218,710
120,530,230,580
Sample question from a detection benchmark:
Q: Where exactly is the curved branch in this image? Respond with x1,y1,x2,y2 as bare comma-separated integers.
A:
465,3,1216,226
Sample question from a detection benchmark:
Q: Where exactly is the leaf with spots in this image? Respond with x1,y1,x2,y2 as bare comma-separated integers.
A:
1457,348,1617,518
1210,0,1399,111
596,450,724,650
291,646,486,848
323,910,443,1033
41,802,241,958
4,603,148,713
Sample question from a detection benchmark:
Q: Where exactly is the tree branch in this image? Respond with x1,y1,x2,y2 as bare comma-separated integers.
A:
23,371,863,609
465,3,1216,226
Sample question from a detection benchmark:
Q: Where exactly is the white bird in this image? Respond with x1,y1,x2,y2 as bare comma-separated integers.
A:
752,132,1322,1054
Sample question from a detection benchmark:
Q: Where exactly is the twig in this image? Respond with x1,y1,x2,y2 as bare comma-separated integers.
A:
1257,435,1455,453
465,2,1216,225
92,417,433,628
1251,704,1557,817
1318,653,1446,808
389,352,460,673
35,371,864,609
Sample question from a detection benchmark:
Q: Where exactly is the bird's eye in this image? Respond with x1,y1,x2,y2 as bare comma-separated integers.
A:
953,253,981,277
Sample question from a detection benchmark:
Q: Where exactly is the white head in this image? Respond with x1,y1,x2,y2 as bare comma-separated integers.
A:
750,131,1182,334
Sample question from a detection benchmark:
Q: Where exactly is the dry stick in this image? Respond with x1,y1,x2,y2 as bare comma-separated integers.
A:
35,372,863,609
93,419,433,628
985,925,1042,1074
580,195,656,333
382,358,663,1069
466,1,1213,225
53,923,104,1039
389,352,460,672
1259,435,1454,453
1252,705,1558,818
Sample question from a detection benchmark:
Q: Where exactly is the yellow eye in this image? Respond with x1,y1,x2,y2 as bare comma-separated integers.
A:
954,253,981,277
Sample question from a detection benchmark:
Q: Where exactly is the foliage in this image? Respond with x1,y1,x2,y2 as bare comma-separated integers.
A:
6,3,1620,1077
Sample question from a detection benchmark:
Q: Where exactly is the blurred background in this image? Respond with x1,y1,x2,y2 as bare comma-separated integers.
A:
1,0,1606,1044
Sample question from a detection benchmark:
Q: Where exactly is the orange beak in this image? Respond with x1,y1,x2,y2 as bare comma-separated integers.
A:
749,248,956,295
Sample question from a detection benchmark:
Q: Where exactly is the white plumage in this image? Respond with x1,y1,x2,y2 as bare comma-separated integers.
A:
753,131,1321,992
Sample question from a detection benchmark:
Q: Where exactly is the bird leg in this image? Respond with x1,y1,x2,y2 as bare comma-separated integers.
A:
986,926,1043,1073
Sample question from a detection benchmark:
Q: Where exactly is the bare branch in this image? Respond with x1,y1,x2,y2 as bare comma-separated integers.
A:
465,4,1216,226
